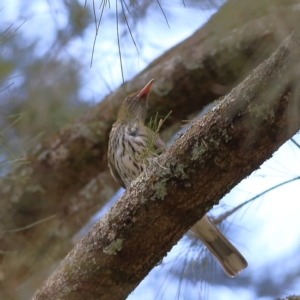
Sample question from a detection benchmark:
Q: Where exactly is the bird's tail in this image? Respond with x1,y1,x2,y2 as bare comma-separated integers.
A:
190,215,248,277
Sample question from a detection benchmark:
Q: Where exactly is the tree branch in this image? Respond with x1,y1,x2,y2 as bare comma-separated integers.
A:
2,1,300,296
32,30,300,300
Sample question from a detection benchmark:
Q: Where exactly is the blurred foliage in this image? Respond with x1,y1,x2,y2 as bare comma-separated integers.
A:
1,1,300,300
0,6,91,163
0,0,221,166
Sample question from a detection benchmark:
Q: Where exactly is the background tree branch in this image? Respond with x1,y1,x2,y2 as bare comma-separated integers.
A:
1,0,300,298
32,30,300,300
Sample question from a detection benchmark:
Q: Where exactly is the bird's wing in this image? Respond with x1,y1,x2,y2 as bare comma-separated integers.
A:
108,155,126,189
154,135,165,150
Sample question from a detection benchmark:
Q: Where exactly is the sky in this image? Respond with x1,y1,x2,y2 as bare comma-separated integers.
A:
2,1,300,299
2,0,215,101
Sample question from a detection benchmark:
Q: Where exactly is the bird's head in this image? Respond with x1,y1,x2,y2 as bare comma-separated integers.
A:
117,79,154,123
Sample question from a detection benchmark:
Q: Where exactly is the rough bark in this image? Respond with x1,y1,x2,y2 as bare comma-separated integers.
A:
1,0,300,298
32,30,300,300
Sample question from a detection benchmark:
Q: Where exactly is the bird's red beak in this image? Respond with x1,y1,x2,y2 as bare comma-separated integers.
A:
137,79,154,98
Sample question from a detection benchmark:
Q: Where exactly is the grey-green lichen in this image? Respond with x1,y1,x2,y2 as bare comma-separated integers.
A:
170,162,189,180
153,180,167,200
79,178,98,200
10,184,24,203
151,159,191,200
191,141,207,161
26,185,45,193
103,238,123,255
183,59,203,70
37,144,69,164
219,128,232,143
70,123,96,140
155,80,174,97
251,103,274,121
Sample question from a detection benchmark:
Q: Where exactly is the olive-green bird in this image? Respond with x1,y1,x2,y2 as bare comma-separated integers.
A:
108,79,247,277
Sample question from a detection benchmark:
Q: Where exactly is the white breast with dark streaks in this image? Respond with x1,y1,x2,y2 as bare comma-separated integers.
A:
114,123,150,187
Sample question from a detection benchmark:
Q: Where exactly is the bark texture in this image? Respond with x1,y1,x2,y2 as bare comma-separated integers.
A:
32,30,300,300
1,0,300,298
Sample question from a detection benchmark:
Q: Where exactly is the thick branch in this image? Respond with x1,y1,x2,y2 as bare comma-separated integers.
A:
1,0,300,296
32,30,300,300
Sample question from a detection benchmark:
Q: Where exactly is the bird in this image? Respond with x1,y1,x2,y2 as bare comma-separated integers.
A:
108,79,248,277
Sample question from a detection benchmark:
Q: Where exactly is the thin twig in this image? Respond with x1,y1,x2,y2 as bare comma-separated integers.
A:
291,138,300,149
90,0,106,67
116,0,125,84
213,177,300,224
1,215,56,233
156,0,170,28
0,82,14,92
120,0,139,62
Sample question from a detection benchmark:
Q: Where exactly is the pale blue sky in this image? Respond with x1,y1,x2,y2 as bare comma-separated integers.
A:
2,1,300,299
